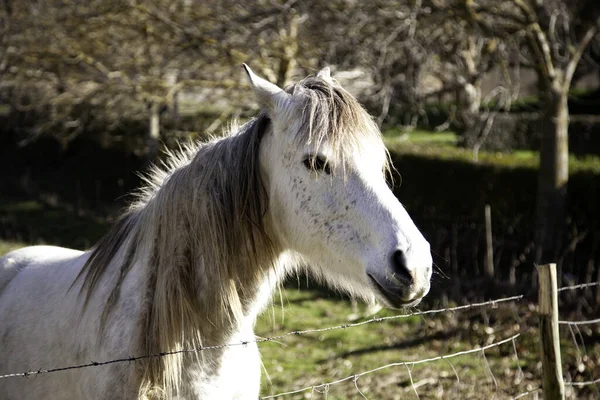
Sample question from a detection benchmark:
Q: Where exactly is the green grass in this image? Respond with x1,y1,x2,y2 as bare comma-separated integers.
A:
254,287,600,399
0,103,10,116
254,285,529,399
382,129,600,173
0,240,27,255
383,128,458,146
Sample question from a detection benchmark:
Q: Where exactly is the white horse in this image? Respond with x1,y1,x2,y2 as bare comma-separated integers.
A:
0,65,432,399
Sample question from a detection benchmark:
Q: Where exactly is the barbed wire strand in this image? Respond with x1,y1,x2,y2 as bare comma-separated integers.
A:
259,333,520,399
557,282,600,292
0,294,524,380
559,317,600,326
0,281,596,387
567,378,600,387
511,387,541,399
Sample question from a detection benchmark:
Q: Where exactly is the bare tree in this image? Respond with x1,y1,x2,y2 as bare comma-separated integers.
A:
299,0,512,134
527,1,600,264
421,0,600,263
2,0,321,160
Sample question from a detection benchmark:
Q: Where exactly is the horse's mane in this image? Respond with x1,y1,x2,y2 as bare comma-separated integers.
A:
76,73,387,398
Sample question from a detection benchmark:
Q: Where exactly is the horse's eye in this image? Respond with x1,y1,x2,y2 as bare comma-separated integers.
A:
303,155,331,175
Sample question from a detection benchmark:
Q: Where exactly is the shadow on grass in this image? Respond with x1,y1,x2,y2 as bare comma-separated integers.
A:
332,327,461,359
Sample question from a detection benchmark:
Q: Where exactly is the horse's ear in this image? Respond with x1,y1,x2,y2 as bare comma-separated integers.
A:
243,64,291,112
316,67,332,83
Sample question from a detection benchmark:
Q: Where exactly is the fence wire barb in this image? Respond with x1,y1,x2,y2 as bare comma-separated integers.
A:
0,294,524,380
259,333,520,399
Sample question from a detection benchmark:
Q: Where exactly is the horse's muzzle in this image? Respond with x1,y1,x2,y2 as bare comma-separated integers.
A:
367,272,429,309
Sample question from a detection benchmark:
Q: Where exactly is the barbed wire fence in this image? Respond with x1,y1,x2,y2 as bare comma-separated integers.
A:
0,266,599,399
258,267,599,400
0,295,525,379
261,334,523,399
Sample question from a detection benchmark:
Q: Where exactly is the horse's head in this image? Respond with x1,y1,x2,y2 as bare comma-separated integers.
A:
245,65,431,308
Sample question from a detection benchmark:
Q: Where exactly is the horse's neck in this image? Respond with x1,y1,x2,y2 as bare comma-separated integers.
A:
200,253,289,340
242,258,288,322
175,255,288,398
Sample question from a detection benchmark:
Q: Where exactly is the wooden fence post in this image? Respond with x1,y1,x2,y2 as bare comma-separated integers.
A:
538,263,565,399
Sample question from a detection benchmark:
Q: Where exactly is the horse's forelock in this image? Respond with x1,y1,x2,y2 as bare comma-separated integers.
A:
287,75,390,175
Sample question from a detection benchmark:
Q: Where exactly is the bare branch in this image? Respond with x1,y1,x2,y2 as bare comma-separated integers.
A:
564,20,600,89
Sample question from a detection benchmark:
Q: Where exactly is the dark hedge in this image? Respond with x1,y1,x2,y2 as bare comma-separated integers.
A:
460,113,600,156
390,152,600,286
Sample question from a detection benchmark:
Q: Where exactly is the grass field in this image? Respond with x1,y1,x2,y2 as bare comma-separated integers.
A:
1,131,599,398
255,287,541,399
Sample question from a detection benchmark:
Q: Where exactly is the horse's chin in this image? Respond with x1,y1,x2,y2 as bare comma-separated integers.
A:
367,274,423,309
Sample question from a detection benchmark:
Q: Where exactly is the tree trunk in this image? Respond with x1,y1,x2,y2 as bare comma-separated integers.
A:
458,78,482,149
535,82,569,264
275,13,300,88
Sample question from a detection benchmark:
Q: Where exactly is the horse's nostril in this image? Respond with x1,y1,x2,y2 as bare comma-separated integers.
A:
391,250,413,285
